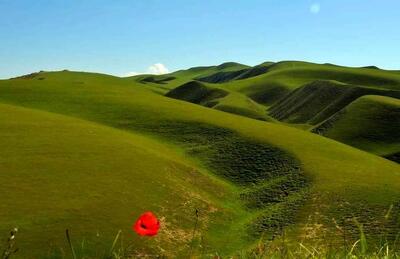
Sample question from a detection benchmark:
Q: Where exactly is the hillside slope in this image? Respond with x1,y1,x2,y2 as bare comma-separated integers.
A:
0,70,399,256
134,60,400,110
219,61,400,107
165,81,272,121
268,80,400,125
195,62,274,83
313,95,400,162
129,62,249,94
0,103,246,257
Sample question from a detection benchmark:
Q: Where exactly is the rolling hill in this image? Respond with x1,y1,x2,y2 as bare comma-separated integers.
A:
0,103,238,257
313,95,400,162
130,62,249,94
218,61,400,106
0,68,399,257
136,61,400,161
165,81,272,121
268,80,400,125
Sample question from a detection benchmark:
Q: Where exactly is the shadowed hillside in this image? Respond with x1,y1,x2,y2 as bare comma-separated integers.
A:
166,81,272,121
218,61,400,107
130,62,249,94
268,80,400,125
165,81,229,106
195,62,275,83
313,95,400,162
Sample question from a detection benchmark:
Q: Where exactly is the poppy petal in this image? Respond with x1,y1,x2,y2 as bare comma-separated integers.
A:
133,212,160,236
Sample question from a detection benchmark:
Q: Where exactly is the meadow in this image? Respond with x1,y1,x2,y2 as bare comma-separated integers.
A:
0,61,399,257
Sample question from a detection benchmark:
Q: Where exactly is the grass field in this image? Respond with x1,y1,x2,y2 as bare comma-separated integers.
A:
0,66,399,257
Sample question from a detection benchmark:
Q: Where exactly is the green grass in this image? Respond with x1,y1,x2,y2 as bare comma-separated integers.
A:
153,60,400,163
219,61,400,106
128,61,249,93
0,103,247,257
313,95,400,160
6,221,399,258
268,80,400,125
0,69,400,257
136,60,400,124
166,81,272,121
165,81,229,105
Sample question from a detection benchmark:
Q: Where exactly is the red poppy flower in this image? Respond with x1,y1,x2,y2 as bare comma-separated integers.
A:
133,211,160,236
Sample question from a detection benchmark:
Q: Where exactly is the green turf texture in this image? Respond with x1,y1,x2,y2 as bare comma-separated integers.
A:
0,103,248,257
0,68,399,257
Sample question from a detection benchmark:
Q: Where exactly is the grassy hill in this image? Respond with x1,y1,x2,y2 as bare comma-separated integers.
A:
217,61,400,107
0,69,400,257
195,62,274,83
133,60,400,118
129,62,249,94
143,61,400,161
165,81,272,121
268,80,400,125
313,95,400,162
0,103,248,257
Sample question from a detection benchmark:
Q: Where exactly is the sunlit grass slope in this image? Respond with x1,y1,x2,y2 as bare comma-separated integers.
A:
0,70,400,256
313,95,400,161
0,103,250,257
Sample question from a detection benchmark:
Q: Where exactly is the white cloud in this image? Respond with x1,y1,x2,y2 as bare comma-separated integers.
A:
310,3,321,14
123,63,169,77
147,63,169,75
124,71,140,77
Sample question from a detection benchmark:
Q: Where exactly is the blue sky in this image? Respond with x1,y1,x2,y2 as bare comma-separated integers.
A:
0,0,399,78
